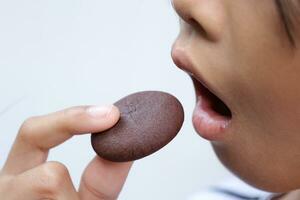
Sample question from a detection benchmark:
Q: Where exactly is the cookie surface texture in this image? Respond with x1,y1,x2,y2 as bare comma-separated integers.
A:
91,91,184,162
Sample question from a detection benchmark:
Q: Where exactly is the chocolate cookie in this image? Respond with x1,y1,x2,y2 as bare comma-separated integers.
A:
91,91,184,162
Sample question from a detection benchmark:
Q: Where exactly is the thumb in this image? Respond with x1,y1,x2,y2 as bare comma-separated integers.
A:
78,156,133,200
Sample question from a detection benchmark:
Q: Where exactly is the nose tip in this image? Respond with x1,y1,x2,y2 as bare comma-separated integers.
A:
171,42,195,75
171,43,184,70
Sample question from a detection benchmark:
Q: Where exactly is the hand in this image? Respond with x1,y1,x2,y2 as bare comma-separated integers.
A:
0,105,133,200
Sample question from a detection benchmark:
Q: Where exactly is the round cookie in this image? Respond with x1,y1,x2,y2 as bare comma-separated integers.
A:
91,91,184,162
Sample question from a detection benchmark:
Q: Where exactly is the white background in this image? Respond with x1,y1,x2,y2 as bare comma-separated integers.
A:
0,0,231,199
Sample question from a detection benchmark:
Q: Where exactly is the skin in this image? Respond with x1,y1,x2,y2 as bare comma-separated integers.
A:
171,0,300,199
1,0,300,199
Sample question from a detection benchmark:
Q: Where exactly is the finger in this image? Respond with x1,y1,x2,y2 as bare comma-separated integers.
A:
79,157,133,200
3,105,120,175
12,161,79,200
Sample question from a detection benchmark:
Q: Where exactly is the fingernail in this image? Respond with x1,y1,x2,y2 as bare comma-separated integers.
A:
86,105,113,118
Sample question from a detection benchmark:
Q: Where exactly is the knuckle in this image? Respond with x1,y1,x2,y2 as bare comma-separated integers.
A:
37,162,69,195
18,117,39,142
82,174,117,200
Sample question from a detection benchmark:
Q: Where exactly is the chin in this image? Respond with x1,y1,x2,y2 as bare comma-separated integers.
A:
211,143,300,193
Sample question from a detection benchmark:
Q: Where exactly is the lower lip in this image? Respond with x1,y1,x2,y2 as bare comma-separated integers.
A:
192,78,231,141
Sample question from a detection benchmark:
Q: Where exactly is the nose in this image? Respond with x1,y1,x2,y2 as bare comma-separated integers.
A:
172,0,226,41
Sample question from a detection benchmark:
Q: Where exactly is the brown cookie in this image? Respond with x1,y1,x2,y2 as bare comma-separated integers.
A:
91,91,184,162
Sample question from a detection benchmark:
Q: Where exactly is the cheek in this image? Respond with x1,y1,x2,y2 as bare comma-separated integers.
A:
224,0,298,136
229,31,300,139
224,32,300,192
216,38,300,194
213,1,300,191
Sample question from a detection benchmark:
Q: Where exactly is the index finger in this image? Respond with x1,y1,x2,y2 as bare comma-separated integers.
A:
2,105,120,175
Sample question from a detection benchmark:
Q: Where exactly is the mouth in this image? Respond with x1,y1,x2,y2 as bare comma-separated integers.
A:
192,75,232,140
172,47,232,141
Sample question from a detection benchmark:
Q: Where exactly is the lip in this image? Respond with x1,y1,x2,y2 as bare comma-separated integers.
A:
171,44,218,97
171,44,232,141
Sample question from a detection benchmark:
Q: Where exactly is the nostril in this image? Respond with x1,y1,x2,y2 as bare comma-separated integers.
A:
188,18,210,40
172,0,225,42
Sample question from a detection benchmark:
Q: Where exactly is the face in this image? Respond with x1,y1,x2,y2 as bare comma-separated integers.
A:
171,0,300,193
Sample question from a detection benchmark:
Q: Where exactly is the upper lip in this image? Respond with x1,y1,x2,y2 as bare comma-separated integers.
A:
171,43,220,99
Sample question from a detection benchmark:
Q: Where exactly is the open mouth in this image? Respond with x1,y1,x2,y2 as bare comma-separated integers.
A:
171,44,232,140
191,75,232,140
192,76,232,118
